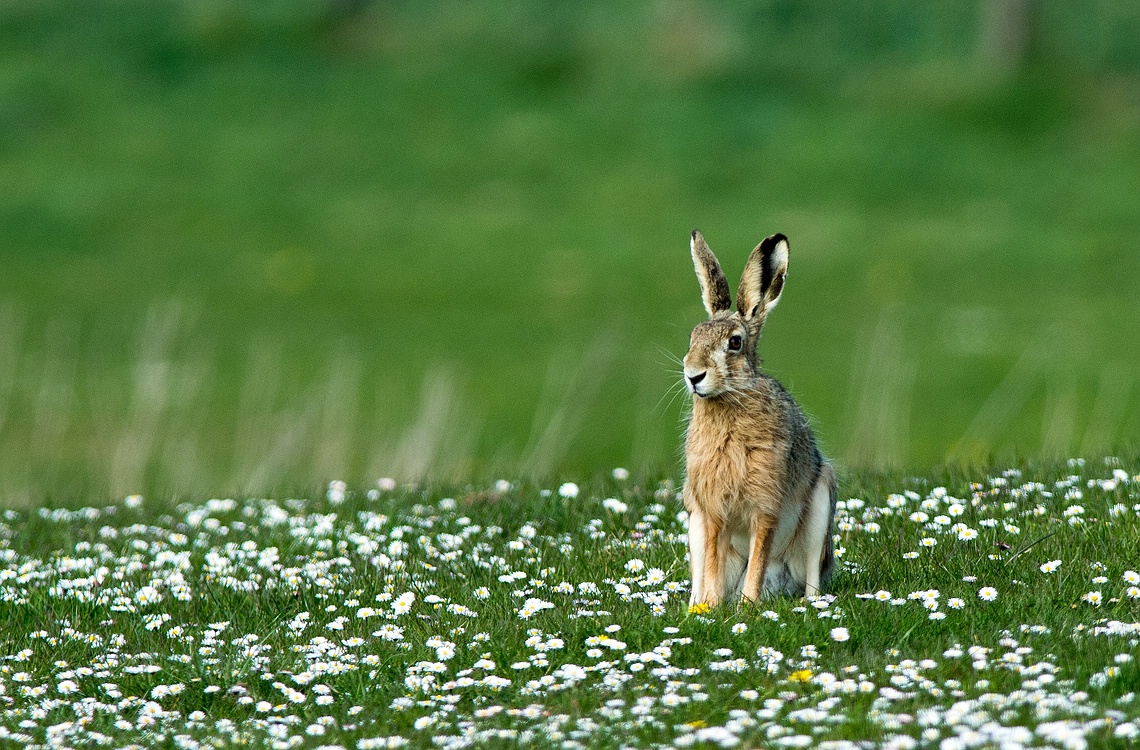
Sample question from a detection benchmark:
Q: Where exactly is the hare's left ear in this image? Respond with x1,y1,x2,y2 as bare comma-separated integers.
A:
737,233,789,331
691,229,732,317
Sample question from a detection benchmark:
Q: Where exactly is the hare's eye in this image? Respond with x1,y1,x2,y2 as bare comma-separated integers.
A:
728,335,742,351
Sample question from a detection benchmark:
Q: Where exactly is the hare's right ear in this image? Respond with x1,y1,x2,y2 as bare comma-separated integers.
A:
691,229,731,317
737,233,789,332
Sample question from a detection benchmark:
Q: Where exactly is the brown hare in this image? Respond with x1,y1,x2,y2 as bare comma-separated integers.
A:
682,229,836,607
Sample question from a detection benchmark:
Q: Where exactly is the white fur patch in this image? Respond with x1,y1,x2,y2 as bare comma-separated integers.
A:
687,509,705,606
771,239,789,271
765,239,789,310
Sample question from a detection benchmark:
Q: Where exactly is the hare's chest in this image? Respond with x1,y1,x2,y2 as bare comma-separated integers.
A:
685,420,783,515
685,428,748,508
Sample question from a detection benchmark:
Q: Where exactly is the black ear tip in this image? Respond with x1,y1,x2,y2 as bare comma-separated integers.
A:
761,232,788,249
692,228,702,240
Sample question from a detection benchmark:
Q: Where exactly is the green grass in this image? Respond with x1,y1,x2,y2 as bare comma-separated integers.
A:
0,457,1138,747
1,1,1140,499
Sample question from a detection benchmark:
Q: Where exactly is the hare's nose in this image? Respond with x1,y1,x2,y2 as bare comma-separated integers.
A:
688,372,706,387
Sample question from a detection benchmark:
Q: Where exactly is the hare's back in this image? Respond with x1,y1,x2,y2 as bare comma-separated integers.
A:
751,375,823,492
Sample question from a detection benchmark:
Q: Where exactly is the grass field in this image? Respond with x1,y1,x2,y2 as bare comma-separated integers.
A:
1,457,1137,748
3,5,1138,746
1,2,1139,500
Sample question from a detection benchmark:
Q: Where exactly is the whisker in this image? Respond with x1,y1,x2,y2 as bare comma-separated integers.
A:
653,378,689,415
656,345,684,367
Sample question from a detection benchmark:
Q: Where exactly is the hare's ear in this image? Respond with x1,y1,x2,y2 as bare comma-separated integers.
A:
737,233,789,327
691,229,731,317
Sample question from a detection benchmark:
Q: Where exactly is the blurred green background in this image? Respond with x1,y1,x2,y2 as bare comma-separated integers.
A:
1,0,1138,500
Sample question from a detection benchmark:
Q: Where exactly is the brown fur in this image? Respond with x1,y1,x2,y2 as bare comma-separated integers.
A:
682,230,836,606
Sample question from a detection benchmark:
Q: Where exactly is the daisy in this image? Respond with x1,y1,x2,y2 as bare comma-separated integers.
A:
977,587,998,601
391,592,415,615
1039,560,1061,573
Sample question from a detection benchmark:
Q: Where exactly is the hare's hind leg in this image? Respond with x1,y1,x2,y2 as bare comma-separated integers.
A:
801,464,836,597
687,508,705,607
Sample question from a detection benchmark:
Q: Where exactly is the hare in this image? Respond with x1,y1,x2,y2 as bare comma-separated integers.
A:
682,229,836,607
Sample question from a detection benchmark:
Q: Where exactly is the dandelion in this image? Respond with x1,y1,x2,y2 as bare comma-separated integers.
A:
689,603,711,615
978,587,998,601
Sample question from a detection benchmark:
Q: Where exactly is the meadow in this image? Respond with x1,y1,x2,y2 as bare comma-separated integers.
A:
2,6,1139,743
1,2,1139,501
1,457,1137,748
